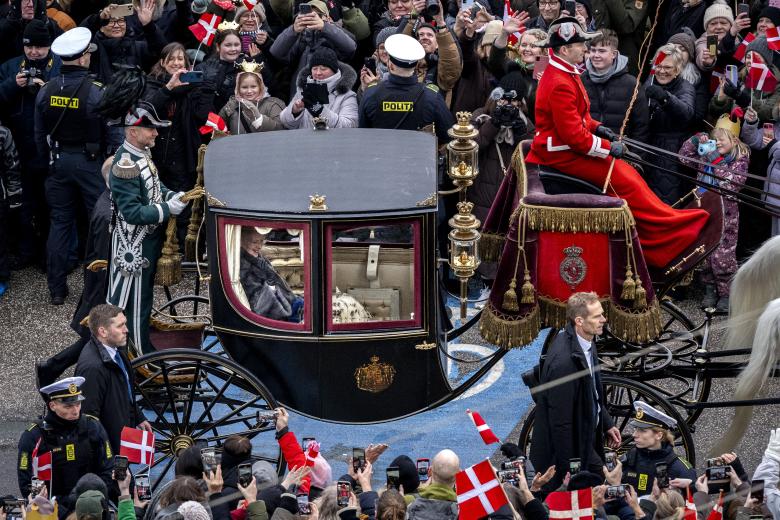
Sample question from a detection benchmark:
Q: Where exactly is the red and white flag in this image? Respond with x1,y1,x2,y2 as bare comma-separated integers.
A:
545,488,594,520
242,0,258,11
467,409,500,445
746,51,779,93
706,491,724,520
200,112,228,135
650,50,667,75
683,488,697,520
456,460,509,520
32,438,52,481
502,0,525,45
120,427,155,465
767,27,780,51
189,13,222,47
734,32,755,61
304,442,320,467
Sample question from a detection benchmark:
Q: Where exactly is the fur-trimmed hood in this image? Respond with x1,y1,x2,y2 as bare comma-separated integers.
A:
295,60,357,95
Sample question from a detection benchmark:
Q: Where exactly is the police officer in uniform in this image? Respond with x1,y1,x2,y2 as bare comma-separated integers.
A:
618,401,696,494
34,27,105,305
359,33,454,143
17,377,114,516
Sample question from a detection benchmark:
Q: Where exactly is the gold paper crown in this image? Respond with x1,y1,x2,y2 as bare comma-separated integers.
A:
239,60,264,73
217,20,240,31
714,113,741,138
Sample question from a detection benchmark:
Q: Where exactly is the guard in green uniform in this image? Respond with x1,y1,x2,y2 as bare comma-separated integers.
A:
107,101,187,354
17,377,114,517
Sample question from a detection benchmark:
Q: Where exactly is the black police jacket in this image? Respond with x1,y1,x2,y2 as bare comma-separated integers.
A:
359,73,454,143
17,411,114,509
621,442,696,494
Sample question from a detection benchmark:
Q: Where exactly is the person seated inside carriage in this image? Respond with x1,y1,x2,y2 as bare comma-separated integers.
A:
240,226,304,322
524,16,712,269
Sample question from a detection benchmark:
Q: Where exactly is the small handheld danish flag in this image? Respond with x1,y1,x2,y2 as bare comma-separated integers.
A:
304,441,320,467
650,50,667,75
456,459,509,520
467,409,501,445
200,113,228,135
734,32,755,61
746,51,778,93
120,427,155,465
767,26,780,51
683,488,697,520
545,488,594,520
32,438,52,481
189,13,222,47
707,491,724,520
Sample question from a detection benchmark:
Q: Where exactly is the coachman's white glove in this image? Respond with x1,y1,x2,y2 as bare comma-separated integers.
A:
764,428,780,463
167,192,187,216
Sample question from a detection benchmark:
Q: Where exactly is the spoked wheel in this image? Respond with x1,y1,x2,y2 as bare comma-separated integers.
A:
517,374,696,466
131,349,283,489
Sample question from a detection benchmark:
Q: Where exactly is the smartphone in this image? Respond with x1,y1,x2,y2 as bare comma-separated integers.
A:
363,57,376,73
108,3,134,17
297,494,311,515
200,447,220,474
497,469,520,485
337,481,351,508
605,452,617,471
738,2,749,16
533,55,549,81
417,458,430,482
725,64,738,86
606,484,628,499
302,437,316,452
752,479,765,504
238,462,253,487
386,466,400,490
569,458,581,475
136,474,152,501
564,0,576,15
707,35,718,57
764,122,774,138
30,478,44,496
655,462,669,488
113,455,129,481
352,447,366,473
180,71,204,84
299,3,312,14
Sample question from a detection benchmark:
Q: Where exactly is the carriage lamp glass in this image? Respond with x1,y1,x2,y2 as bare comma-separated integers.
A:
449,202,481,318
447,112,479,190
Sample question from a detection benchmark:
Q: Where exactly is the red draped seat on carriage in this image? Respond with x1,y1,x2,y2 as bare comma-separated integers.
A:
479,141,725,348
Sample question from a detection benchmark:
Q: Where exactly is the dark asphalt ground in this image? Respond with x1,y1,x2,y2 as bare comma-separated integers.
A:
1,265,778,497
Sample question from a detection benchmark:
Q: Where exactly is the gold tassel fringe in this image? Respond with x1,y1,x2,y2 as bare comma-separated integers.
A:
502,279,520,312
522,203,633,233
155,218,182,286
620,267,636,301
633,276,647,309
538,296,571,330
480,232,506,262
607,300,662,344
479,303,540,349
520,271,535,304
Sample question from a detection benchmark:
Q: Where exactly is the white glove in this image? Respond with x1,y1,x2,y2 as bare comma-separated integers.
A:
167,192,187,216
764,428,780,463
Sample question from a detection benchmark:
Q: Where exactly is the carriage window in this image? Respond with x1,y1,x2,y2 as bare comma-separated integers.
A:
327,220,421,331
220,219,310,330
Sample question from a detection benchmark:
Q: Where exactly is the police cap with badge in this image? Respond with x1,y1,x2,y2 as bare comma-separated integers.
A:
539,16,600,48
384,34,426,69
628,401,677,430
39,376,86,404
51,27,97,60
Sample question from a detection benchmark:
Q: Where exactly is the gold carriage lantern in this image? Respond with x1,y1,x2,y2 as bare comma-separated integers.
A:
446,112,479,191
448,201,481,318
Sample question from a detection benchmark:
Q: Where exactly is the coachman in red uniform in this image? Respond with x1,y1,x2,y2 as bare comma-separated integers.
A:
525,17,710,269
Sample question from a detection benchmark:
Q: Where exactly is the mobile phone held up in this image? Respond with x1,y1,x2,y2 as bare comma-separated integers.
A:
352,447,366,473
386,466,400,490
655,462,669,489
605,451,617,471
302,437,316,452
201,447,221,475
564,0,576,15
363,57,376,73
606,484,628,499
569,458,581,476
417,458,430,482
707,35,718,57
179,71,204,84
136,474,152,501
299,3,312,14
108,3,134,17
337,481,351,508
752,479,765,504
113,455,129,481
738,2,749,16
238,463,253,487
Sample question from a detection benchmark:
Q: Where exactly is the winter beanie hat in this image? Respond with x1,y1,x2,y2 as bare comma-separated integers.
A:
310,47,339,73
23,19,51,47
747,35,773,67
703,0,734,30
759,5,780,26
667,28,695,59
375,25,397,47
177,501,211,520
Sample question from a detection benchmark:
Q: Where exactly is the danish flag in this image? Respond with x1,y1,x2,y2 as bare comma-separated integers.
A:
120,427,155,465
32,438,52,481
189,13,222,47
706,491,724,520
467,409,500,445
242,0,258,11
456,460,509,520
503,0,526,45
683,488,697,520
649,50,667,75
733,32,755,61
304,442,320,467
746,51,778,93
200,112,228,135
545,488,594,520
767,27,780,51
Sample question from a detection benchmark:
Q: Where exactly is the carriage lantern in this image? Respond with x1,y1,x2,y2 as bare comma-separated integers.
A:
446,112,480,190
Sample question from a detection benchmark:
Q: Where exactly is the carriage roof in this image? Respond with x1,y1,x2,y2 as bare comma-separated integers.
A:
204,129,439,214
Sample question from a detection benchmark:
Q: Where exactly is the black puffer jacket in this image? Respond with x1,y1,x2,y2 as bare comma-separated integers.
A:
197,57,241,114
581,54,649,143
644,75,696,205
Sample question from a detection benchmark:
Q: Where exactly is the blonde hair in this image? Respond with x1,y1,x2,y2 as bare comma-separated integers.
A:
654,44,684,76
651,427,676,446
653,489,685,520
711,127,750,161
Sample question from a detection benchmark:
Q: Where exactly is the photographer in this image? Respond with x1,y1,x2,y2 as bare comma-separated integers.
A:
0,0,63,65
0,119,21,299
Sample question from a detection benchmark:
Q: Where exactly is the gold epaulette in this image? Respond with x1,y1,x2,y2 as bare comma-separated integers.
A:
112,154,140,180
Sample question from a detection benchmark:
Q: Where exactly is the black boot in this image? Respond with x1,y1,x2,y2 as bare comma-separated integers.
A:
716,295,730,313
701,284,717,309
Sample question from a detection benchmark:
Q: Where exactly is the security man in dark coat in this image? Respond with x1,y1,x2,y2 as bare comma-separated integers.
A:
33,26,105,305
74,303,153,455
17,376,114,517
529,292,621,491
359,33,454,143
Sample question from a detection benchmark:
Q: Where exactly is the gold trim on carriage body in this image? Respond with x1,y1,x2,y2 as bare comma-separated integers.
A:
519,203,634,234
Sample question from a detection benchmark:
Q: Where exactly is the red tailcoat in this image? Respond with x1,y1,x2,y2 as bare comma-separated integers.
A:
525,54,709,269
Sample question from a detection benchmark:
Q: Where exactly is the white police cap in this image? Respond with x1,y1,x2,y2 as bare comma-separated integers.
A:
39,376,86,403
385,34,425,68
51,27,98,60
629,400,677,430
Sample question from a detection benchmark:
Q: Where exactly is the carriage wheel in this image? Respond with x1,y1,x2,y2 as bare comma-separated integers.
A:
516,374,696,466
131,349,283,489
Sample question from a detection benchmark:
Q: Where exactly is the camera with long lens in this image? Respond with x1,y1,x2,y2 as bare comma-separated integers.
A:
424,0,440,19
21,67,42,92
